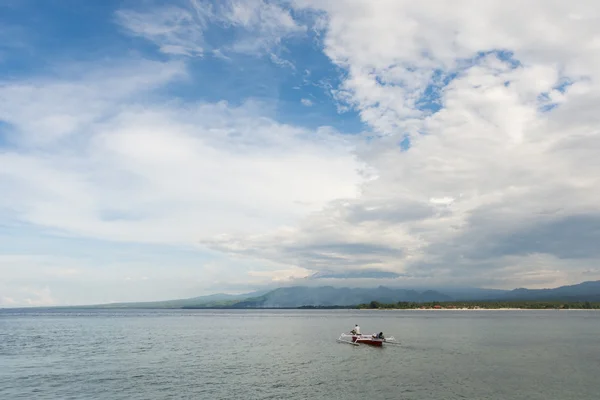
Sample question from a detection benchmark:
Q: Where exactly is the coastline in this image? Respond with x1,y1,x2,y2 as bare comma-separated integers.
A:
363,307,598,311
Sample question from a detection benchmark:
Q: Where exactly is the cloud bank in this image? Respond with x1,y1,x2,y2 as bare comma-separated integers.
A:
203,0,600,289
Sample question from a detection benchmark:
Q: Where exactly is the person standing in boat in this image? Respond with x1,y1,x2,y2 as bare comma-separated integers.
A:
350,324,361,335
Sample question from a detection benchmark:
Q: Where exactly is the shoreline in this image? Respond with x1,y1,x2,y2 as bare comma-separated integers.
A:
363,307,599,311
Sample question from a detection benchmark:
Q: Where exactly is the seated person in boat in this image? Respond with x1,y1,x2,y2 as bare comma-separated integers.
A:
372,332,385,339
350,324,361,335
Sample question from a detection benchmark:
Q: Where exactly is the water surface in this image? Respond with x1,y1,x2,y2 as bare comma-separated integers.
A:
1,309,598,399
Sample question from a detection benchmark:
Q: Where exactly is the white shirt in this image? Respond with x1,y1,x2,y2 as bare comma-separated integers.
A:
354,325,361,334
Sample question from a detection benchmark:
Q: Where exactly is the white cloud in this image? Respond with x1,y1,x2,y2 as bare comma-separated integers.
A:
0,296,16,306
116,0,305,58
0,284,58,307
0,59,186,145
116,5,207,56
0,59,364,246
223,0,305,53
300,98,313,106
0,52,363,304
0,251,283,306
23,287,56,306
202,0,600,289
269,52,296,69
247,266,311,282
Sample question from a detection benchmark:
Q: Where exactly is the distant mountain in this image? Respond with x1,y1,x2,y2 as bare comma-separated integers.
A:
69,280,600,309
89,290,269,309
231,286,452,308
501,280,600,302
182,281,600,308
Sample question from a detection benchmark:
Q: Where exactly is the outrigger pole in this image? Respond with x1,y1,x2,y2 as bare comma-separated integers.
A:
336,335,361,346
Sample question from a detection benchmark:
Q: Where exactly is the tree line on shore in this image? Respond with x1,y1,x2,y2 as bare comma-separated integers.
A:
354,300,600,309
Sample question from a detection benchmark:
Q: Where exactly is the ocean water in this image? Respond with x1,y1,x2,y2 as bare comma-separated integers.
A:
1,309,599,400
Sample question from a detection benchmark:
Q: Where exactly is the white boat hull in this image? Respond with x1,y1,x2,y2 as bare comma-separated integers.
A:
337,333,399,347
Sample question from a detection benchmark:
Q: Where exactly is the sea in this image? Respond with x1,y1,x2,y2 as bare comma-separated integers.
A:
1,308,599,400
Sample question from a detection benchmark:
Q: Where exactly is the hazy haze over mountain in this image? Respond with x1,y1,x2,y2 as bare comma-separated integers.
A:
59,280,600,309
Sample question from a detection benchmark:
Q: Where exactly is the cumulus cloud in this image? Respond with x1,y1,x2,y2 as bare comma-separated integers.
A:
203,0,600,289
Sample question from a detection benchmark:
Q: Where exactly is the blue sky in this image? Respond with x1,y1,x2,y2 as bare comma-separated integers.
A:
0,0,363,131
2,0,600,306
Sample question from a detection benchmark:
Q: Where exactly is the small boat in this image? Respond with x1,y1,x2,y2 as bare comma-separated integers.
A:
336,333,400,347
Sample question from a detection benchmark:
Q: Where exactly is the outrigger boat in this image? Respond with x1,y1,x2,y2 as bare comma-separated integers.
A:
336,333,400,347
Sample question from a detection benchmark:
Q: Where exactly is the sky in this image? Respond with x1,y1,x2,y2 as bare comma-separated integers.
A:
2,0,600,307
